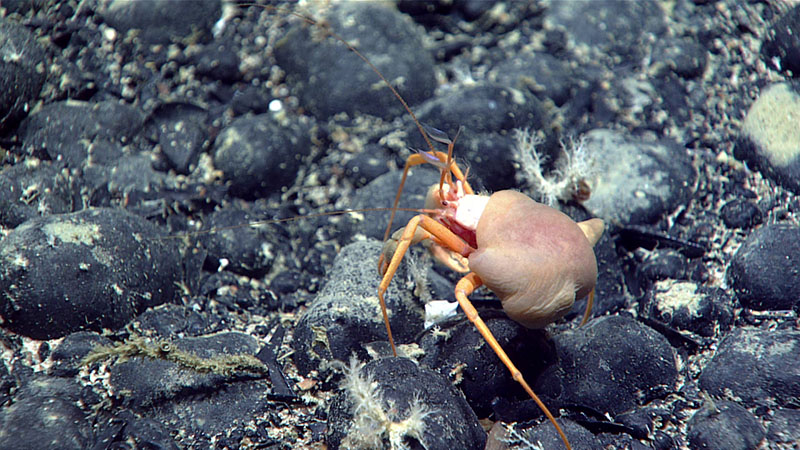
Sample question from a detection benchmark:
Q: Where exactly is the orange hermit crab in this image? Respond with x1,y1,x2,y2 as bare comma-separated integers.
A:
376,127,604,450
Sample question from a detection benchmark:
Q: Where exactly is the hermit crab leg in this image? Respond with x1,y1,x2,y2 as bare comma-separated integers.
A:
377,214,474,355
378,149,474,272
377,213,573,450
580,289,596,327
455,272,571,450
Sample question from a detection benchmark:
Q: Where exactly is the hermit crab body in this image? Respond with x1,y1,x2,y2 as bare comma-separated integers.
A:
467,189,603,328
380,155,604,331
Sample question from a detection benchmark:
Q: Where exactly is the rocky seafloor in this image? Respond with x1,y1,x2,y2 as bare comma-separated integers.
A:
0,0,799,449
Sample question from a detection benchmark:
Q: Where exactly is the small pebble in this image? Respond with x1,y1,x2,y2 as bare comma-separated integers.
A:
514,419,600,450
687,400,766,450
200,206,289,277
720,199,763,229
640,281,734,337
760,4,800,76
50,331,112,378
728,223,800,311
699,327,800,408
0,163,73,228
638,249,687,281
735,82,800,193
346,167,440,240
212,113,310,199
98,0,220,45
145,102,209,174
343,144,390,188
274,2,435,120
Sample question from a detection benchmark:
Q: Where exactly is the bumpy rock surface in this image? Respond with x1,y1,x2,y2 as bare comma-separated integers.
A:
0,208,181,339
326,357,486,450
0,378,89,450
0,1,797,448
545,0,667,60
699,328,800,408
419,312,558,416
292,241,422,376
767,408,800,445
581,129,696,225
106,332,273,436
0,19,47,131
760,4,800,76
728,223,800,311
19,100,145,168
536,315,678,417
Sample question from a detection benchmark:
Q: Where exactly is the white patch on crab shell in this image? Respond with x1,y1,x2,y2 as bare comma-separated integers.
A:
454,194,490,231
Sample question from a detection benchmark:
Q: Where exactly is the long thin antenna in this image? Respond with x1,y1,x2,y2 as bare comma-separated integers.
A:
289,13,438,156
273,5,441,243
159,207,439,240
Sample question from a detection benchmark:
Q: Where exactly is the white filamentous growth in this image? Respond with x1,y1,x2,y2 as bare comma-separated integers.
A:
502,422,546,450
512,129,597,208
340,357,434,450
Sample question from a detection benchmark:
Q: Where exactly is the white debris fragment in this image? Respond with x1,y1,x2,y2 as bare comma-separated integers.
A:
424,300,459,328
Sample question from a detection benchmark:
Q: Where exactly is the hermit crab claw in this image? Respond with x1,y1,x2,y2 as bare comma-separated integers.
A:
423,240,470,273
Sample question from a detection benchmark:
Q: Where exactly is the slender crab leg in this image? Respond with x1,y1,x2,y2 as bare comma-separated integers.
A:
377,213,573,450
455,272,571,450
377,214,475,356
381,148,473,238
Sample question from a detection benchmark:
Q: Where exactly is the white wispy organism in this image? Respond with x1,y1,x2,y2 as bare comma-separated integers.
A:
502,422,545,450
340,357,435,450
406,251,432,304
512,129,597,208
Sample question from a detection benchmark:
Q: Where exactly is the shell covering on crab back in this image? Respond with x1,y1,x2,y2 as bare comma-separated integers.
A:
467,190,599,329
